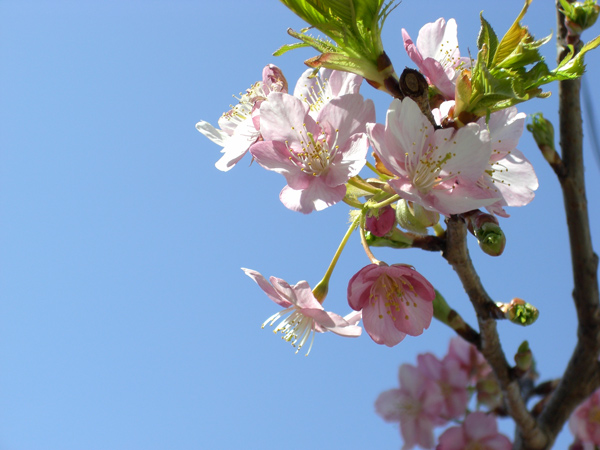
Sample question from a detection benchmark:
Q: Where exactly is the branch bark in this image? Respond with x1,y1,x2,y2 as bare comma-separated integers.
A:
443,217,548,449
531,4,600,448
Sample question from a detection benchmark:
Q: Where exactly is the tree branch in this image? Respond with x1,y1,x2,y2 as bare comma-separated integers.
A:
532,4,600,447
443,216,547,449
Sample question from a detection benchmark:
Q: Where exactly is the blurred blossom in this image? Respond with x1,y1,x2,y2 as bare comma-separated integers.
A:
417,353,469,420
376,364,445,450
446,336,491,383
436,411,512,450
569,388,600,447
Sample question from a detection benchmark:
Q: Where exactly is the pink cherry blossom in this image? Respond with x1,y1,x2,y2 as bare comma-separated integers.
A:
250,91,375,213
569,388,600,446
293,68,363,116
367,97,498,216
242,268,361,355
196,64,287,171
445,336,491,383
402,18,470,100
416,353,469,420
376,363,445,450
476,107,539,217
347,263,435,347
437,412,512,450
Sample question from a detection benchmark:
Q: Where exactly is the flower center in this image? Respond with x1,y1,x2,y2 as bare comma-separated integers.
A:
262,306,316,356
286,125,339,177
404,133,460,194
297,76,332,113
370,274,417,322
220,82,265,127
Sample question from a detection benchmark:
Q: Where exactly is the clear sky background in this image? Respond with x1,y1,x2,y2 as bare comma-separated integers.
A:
2,1,600,449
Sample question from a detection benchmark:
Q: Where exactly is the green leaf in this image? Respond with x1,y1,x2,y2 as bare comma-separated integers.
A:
477,13,499,65
272,42,311,56
493,0,533,66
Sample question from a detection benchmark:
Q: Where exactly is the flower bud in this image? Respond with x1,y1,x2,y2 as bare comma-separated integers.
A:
497,298,539,326
463,210,506,256
514,340,533,372
527,113,555,150
560,0,600,35
365,205,396,237
365,228,413,249
395,200,440,235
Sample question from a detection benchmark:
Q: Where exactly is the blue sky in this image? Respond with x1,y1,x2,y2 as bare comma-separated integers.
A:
2,1,600,449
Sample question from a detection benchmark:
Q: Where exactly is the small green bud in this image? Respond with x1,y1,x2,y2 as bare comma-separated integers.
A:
497,298,540,326
559,0,600,35
476,374,502,409
527,113,556,151
395,200,440,235
463,210,506,256
514,340,533,372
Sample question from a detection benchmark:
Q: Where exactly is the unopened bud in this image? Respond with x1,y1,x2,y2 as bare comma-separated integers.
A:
365,205,396,237
395,200,440,234
514,341,533,372
559,0,600,35
497,298,539,326
365,228,413,249
463,210,506,256
262,64,288,93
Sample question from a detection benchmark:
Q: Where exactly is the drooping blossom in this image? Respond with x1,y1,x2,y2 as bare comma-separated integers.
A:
416,353,469,420
445,336,491,383
242,268,361,355
250,90,375,213
293,68,363,117
436,412,512,450
367,97,497,216
402,18,470,100
347,263,435,347
569,388,600,447
376,363,445,450
196,64,288,171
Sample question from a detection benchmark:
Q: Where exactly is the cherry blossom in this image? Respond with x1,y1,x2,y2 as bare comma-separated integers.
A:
436,412,512,450
293,68,363,117
402,18,469,100
569,388,600,447
365,205,396,237
445,336,491,383
476,107,539,217
242,268,361,355
347,263,435,347
367,97,497,216
376,363,445,450
416,353,469,420
196,65,287,171
250,91,375,213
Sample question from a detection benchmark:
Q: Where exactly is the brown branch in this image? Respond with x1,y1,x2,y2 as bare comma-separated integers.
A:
532,4,600,447
443,216,547,449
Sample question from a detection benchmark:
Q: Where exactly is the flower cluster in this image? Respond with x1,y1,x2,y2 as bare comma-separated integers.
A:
196,15,545,354
375,337,511,449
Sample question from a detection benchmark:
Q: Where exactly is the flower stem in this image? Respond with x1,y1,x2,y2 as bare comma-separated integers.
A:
347,176,380,195
313,216,360,301
359,213,381,265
